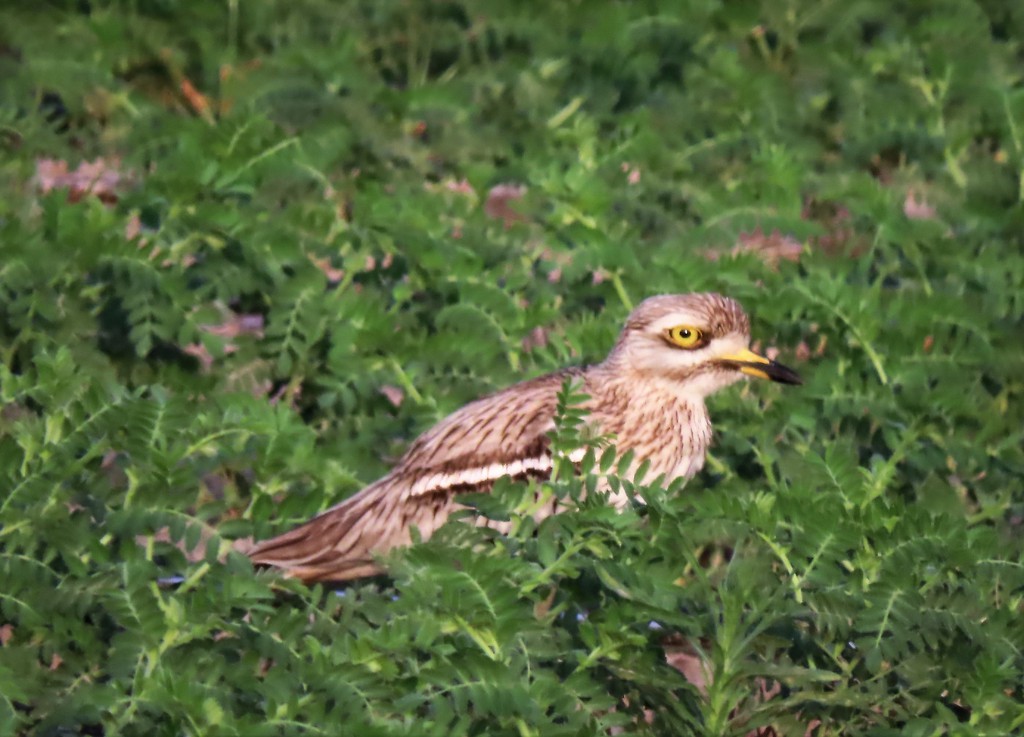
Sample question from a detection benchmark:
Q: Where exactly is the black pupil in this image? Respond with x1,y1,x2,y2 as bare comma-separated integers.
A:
680,329,691,338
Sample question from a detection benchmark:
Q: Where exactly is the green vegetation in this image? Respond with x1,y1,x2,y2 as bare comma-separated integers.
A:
1,1,1023,734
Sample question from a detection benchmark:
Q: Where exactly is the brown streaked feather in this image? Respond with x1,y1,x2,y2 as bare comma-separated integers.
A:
396,368,584,481
247,478,398,580
247,368,583,582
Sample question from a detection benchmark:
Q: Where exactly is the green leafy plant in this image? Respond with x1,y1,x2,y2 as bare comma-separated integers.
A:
1,0,1022,735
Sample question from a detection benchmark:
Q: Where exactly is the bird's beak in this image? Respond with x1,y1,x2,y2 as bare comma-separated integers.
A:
718,348,802,385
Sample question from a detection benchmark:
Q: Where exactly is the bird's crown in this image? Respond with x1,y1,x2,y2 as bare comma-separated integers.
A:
621,293,750,339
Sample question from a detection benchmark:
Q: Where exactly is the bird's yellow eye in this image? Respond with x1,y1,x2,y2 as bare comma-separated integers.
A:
666,325,704,349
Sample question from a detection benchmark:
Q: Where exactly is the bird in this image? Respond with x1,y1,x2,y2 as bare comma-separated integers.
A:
248,293,801,582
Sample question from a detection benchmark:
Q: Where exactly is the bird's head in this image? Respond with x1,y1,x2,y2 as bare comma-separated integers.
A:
604,293,802,397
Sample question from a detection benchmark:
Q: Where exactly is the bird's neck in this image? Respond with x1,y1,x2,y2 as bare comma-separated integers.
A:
589,362,709,410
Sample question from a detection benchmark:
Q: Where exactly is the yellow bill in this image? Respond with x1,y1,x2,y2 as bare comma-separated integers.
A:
718,348,802,385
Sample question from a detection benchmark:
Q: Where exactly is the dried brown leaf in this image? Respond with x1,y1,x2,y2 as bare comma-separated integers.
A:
904,189,937,220
484,183,528,227
380,384,405,408
35,157,131,204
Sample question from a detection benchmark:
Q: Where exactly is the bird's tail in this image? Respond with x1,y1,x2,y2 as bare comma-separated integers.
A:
248,479,405,583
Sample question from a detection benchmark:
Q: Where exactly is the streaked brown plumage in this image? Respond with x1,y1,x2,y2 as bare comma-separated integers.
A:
248,293,801,582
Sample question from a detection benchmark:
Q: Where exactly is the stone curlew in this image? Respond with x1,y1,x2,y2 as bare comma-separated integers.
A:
248,293,801,582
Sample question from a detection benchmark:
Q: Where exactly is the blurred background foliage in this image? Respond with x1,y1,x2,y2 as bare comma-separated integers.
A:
0,0,1022,734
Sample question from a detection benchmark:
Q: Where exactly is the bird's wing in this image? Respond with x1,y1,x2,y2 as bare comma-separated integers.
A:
247,368,583,582
392,367,585,498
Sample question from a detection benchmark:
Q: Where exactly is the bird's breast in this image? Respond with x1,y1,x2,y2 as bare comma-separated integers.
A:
588,384,712,485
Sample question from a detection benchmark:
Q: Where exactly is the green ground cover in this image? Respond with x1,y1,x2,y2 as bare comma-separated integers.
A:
1,1,1022,734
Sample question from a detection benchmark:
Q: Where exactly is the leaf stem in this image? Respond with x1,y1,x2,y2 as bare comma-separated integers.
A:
388,357,425,406
610,272,633,311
